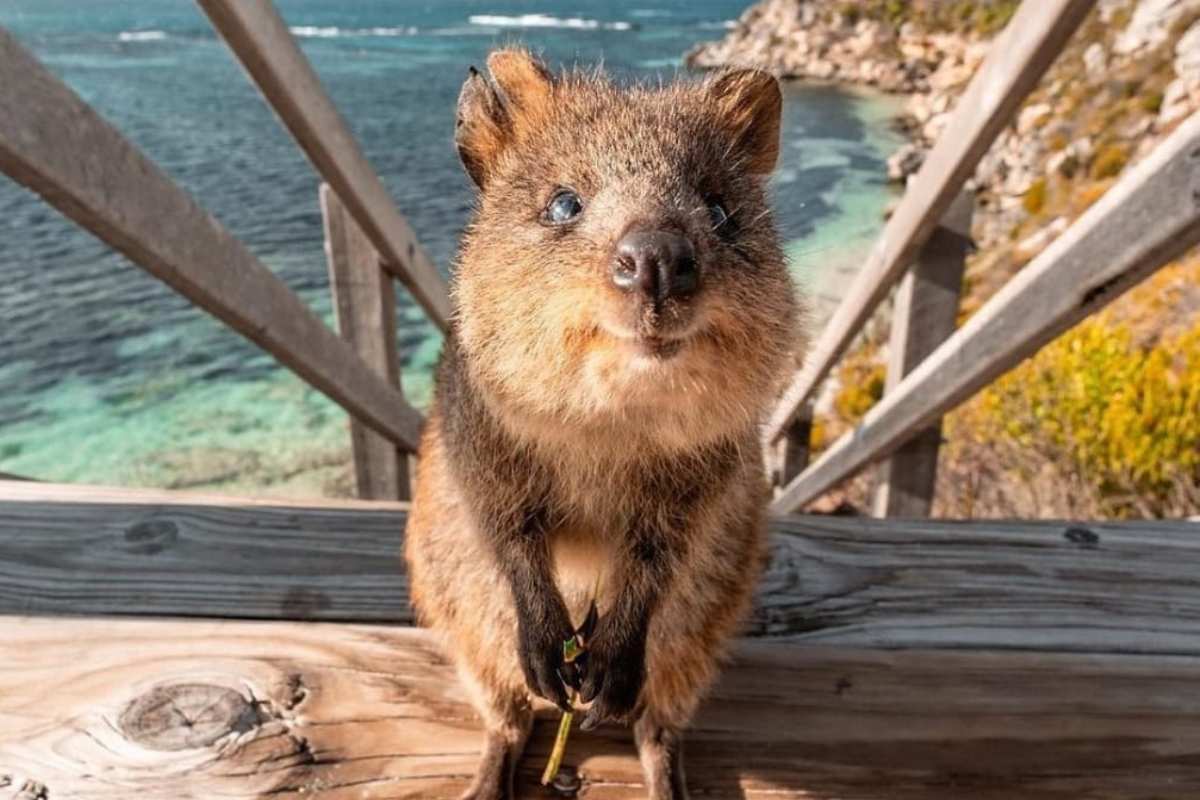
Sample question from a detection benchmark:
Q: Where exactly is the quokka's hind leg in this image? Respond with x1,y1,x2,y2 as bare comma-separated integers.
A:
458,672,533,800
460,690,532,800
634,713,690,800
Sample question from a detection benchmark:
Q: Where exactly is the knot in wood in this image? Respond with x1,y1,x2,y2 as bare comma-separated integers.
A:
1063,526,1100,548
122,518,179,555
119,683,262,751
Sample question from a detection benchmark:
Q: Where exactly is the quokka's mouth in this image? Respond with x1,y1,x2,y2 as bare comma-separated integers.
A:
598,320,692,361
633,336,684,360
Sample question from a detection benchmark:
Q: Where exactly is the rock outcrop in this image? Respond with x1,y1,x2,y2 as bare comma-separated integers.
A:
689,0,1200,253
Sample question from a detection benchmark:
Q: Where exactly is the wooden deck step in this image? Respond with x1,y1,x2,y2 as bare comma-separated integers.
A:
3,616,1200,799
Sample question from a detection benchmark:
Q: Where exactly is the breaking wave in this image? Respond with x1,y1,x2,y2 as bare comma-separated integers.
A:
117,30,167,42
288,25,419,38
467,14,633,31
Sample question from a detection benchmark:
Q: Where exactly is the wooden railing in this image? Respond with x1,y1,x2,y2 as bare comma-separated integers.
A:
3,0,1199,516
766,0,1200,516
0,2,452,501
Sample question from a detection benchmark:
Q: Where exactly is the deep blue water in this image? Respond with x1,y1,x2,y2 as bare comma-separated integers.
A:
0,0,902,493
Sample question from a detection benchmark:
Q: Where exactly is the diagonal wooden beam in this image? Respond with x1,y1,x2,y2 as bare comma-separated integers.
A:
196,0,452,331
773,110,1200,514
765,0,1096,444
0,29,424,451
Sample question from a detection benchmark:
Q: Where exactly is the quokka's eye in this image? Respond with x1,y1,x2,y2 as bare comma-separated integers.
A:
707,197,736,237
543,189,584,225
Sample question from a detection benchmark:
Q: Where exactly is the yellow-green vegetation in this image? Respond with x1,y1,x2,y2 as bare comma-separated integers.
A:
814,345,886,453
812,2,1200,518
846,0,1019,34
833,350,886,429
948,313,1200,517
1090,143,1129,180
1022,177,1047,215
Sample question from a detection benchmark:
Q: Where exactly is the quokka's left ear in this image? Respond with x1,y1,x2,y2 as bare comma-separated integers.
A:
455,48,555,189
706,68,783,176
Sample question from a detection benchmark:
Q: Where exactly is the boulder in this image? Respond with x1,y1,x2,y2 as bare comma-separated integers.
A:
887,143,927,183
1114,0,1200,55
1083,42,1108,77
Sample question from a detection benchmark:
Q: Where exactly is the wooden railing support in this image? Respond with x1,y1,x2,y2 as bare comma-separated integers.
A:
772,110,1200,515
195,0,452,331
0,29,424,452
771,401,813,493
764,0,1095,446
873,191,974,518
321,185,412,501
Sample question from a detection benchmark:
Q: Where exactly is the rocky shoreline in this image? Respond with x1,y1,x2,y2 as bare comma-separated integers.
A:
688,0,1200,254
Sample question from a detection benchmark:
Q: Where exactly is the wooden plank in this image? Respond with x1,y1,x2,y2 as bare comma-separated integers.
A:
873,191,973,517
4,482,1200,654
195,0,451,331
773,109,1200,514
321,184,412,500
0,30,424,453
764,0,1096,444
3,617,1200,799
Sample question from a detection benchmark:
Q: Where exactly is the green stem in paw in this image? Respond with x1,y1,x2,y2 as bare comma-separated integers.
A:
540,698,575,786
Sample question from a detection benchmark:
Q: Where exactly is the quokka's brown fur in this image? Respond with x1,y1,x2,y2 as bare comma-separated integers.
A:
405,48,802,800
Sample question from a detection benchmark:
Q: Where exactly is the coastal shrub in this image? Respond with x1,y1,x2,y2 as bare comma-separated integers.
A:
1022,178,1047,215
1140,91,1164,114
831,347,886,430
1072,179,1114,214
948,316,1200,517
970,1,1020,34
1090,143,1129,179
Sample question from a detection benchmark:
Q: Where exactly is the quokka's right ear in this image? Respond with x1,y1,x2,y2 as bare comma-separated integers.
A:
455,48,554,189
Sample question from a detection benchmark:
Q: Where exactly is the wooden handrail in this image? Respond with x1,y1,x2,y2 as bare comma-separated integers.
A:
0,29,425,453
764,0,1096,444
771,110,1200,514
196,0,452,332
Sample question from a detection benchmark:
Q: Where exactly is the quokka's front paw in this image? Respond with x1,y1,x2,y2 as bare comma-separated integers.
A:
516,612,576,711
578,624,646,730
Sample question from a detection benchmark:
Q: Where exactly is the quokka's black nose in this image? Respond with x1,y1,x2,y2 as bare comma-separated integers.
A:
611,230,699,302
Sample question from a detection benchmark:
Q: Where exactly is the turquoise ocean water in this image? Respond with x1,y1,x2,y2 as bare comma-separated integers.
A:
0,0,902,495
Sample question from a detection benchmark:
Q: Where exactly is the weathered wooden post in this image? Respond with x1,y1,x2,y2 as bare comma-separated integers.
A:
873,190,974,518
772,401,814,494
321,183,412,501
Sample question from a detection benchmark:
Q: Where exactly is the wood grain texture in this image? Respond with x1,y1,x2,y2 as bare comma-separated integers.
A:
321,184,413,499
873,192,972,518
764,0,1095,443
774,109,1200,514
0,29,424,453
3,617,1200,799
3,482,1200,654
195,0,451,330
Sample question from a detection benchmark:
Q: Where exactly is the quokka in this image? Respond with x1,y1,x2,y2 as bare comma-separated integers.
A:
405,48,802,800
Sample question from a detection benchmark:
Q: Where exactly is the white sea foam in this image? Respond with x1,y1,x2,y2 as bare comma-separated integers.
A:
697,20,737,30
117,30,167,42
468,14,633,31
288,25,418,38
